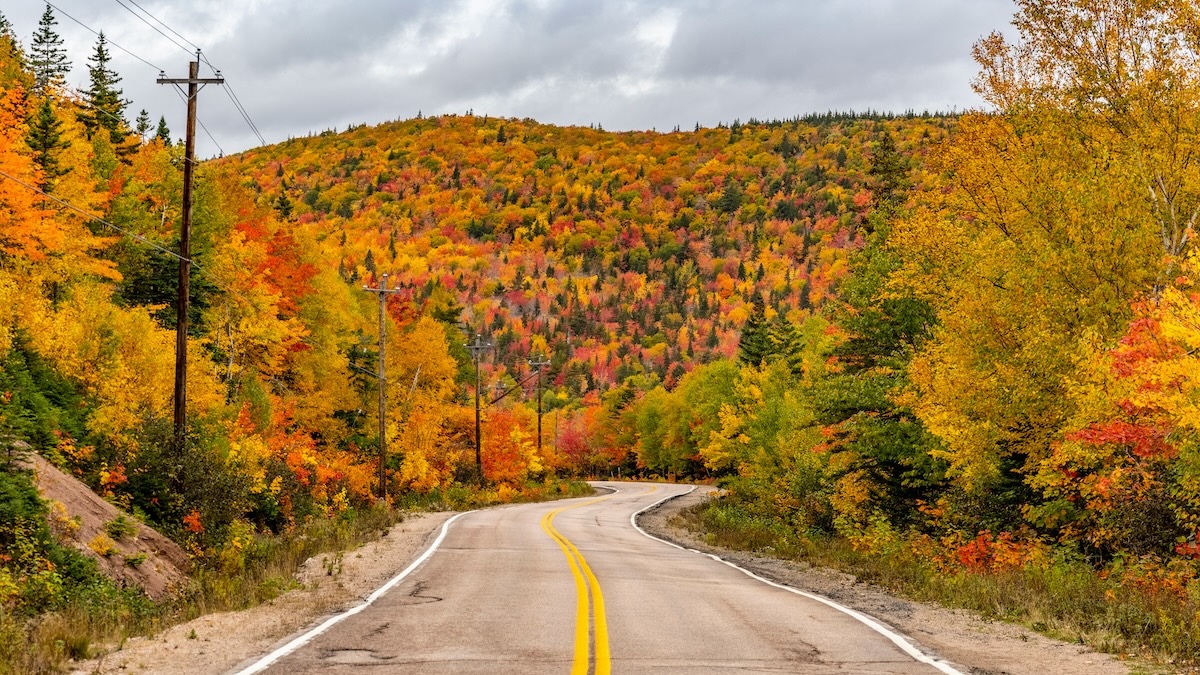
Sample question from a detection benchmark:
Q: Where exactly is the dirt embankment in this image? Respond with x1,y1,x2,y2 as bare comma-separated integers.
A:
22,454,189,600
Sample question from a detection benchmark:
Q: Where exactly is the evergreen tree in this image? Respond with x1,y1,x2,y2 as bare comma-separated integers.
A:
27,96,69,191
867,130,908,211
30,5,69,95
716,181,743,214
767,315,804,375
134,109,150,139
274,193,292,218
737,297,772,367
79,33,130,148
154,116,171,145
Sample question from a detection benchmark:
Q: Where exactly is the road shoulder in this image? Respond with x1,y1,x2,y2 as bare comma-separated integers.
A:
636,486,1140,675
71,511,455,675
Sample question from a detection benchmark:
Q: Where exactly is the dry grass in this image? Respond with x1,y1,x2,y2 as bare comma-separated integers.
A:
685,500,1200,670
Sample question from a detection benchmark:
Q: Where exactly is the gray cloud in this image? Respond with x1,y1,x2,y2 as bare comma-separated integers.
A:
3,0,1016,157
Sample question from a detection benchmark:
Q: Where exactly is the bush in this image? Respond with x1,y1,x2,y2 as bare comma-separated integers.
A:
104,515,138,541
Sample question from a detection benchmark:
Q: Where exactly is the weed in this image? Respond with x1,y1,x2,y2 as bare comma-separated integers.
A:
104,516,138,541
322,552,344,577
87,533,118,557
123,552,147,567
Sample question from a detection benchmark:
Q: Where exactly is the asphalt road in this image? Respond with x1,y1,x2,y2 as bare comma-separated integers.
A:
246,482,958,674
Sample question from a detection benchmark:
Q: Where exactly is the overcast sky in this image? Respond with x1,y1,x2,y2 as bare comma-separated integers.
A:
6,1,1017,158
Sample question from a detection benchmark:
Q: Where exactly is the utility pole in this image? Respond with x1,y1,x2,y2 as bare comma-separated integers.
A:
364,273,402,502
528,356,550,456
465,335,492,482
157,51,222,447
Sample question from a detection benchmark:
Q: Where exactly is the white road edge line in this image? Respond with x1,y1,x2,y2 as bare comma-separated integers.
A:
629,486,965,675
233,510,476,675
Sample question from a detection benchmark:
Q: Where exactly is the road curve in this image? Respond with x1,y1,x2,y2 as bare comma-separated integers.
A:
240,482,958,674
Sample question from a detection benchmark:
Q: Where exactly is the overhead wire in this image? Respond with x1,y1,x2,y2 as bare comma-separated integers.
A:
44,1,162,72
117,0,201,53
169,86,226,156
111,0,192,57
199,54,267,146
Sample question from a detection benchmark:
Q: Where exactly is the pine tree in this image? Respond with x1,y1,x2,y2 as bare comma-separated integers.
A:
737,297,772,367
155,116,171,145
767,315,804,375
79,33,130,147
134,109,150,139
867,130,907,210
27,96,69,191
30,5,69,95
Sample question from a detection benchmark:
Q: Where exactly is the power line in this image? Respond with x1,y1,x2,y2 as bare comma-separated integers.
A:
199,54,267,147
219,80,266,146
45,1,161,72
111,0,192,57
170,86,225,156
118,0,201,53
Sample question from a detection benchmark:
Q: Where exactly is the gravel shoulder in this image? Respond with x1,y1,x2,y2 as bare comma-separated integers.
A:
636,485,1155,675
71,511,455,675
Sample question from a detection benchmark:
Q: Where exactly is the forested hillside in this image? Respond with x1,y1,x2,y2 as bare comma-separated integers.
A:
222,111,947,399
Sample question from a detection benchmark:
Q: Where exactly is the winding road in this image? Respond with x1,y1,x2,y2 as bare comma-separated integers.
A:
238,482,962,674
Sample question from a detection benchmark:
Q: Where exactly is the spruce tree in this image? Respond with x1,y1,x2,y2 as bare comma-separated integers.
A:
155,116,171,145
737,297,772,367
867,130,908,210
134,109,150,139
30,4,69,95
79,32,130,146
27,96,69,191
767,315,804,375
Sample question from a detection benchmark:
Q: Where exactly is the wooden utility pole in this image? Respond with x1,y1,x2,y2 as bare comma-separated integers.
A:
158,52,223,446
528,357,550,456
465,335,492,482
364,273,402,501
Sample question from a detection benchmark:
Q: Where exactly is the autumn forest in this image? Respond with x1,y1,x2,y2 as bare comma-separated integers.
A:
3,0,1200,669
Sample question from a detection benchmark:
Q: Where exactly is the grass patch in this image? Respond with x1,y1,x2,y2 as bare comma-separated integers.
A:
682,498,1200,670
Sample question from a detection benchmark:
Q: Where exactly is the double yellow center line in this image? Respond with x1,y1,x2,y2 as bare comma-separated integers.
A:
541,496,612,675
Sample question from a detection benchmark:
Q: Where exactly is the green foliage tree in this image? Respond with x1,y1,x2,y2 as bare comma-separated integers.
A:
30,4,68,95
79,32,131,152
154,115,171,145
134,108,150,139
737,298,771,367
26,96,69,191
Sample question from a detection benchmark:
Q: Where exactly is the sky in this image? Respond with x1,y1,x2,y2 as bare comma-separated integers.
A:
6,0,1017,158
